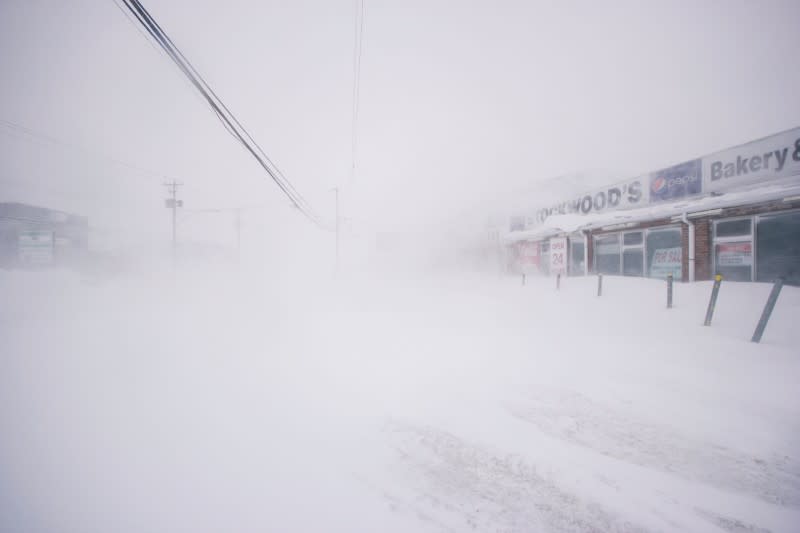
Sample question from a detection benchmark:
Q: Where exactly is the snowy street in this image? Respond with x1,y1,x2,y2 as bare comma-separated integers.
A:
3,1,800,531
2,270,799,532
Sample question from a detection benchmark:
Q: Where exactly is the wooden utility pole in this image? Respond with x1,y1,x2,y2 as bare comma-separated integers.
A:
235,208,242,262
334,187,339,273
164,180,183,259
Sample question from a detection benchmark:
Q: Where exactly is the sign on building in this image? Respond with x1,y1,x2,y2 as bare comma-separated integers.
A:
649,159,702,203
518,241,540,272
703,127,800,193
534,177,648,225
649,247,682,279
549,237,567,275
717,242,753,267
18,230,54,266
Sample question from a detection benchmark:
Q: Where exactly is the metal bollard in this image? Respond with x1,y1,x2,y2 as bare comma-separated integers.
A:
667,273,673,309
522,273,526,286
751,278,784,343
556,273,561,290
597,273,603,297
703,274,722,326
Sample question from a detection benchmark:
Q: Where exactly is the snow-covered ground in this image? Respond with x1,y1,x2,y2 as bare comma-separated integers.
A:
1,267,799,532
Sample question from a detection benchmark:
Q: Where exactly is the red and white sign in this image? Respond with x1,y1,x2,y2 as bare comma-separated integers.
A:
518,241,540,272
717,242,753,266
549,237,567,275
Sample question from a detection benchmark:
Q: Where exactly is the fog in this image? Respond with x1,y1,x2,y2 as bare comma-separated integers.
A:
4,0,800,249
2,1,800,532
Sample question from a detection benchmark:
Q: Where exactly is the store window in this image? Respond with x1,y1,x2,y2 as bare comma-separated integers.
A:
623,232,643,246
540,240,550,275
646,227,682,279
594,234,620,275
714,218,753,281
756,211,800,286
622,231,644,276
716,218,752,238
569,237,585,276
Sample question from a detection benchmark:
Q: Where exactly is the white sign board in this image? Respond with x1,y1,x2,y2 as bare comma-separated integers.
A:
549,237,568,275
19,230,54,266
703,127,800,193
533,177,649,226
716,242,753,266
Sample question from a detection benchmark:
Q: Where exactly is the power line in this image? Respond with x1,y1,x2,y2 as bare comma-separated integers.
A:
115,0,324,228
112,0,245,147
0,118,173,182
351,0,365,185
118,0,312,212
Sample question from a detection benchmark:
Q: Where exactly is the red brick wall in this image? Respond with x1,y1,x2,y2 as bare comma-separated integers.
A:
720,200,800,217
694,218,712,281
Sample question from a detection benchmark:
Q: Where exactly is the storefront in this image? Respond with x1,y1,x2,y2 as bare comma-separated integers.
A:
713,209,800,285
0,202,89,269
502,126,800,284
592,225,683,279
568,234,585,276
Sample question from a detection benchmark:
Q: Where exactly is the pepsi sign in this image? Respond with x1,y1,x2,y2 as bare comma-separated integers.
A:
649,159,702,203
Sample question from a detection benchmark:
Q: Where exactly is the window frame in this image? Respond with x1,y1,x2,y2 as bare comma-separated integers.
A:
754,208,800,284
644,225,683,279
593,233,621,275
568,233,586,276
593,225,684,278
621,230,644,276
713,216,755,281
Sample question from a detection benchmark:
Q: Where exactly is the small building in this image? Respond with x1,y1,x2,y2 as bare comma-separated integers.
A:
0,202,89,269
503,127,800,285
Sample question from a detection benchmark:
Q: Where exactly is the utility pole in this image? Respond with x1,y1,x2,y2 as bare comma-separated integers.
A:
235,208,242,263
332,187,340,273
163,180,183,259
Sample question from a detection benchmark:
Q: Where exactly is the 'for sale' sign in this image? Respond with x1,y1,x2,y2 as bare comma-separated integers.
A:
650,247,682,279
717,242,752,266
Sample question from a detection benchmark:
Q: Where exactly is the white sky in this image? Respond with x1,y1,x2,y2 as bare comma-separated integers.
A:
1,0,799,246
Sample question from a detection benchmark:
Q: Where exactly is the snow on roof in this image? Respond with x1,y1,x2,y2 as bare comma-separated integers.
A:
502,178,800,244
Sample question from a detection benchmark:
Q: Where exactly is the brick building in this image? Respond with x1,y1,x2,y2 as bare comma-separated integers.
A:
0,202,89,269
503,127,800,285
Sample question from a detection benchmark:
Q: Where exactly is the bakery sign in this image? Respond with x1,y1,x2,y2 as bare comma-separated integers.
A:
703,126,800,193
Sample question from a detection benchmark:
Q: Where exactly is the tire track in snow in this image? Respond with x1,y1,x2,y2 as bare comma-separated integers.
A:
376,420,649,533
505,391,800,509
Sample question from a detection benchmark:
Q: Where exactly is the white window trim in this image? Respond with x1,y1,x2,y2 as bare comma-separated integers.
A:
712,216,755,281
594,225,683,278
621,230,645,276
593,233,621,275
752,208,800,283
644,226,683,279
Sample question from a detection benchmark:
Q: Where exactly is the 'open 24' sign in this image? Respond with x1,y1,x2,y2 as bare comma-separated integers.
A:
549,237,568,275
